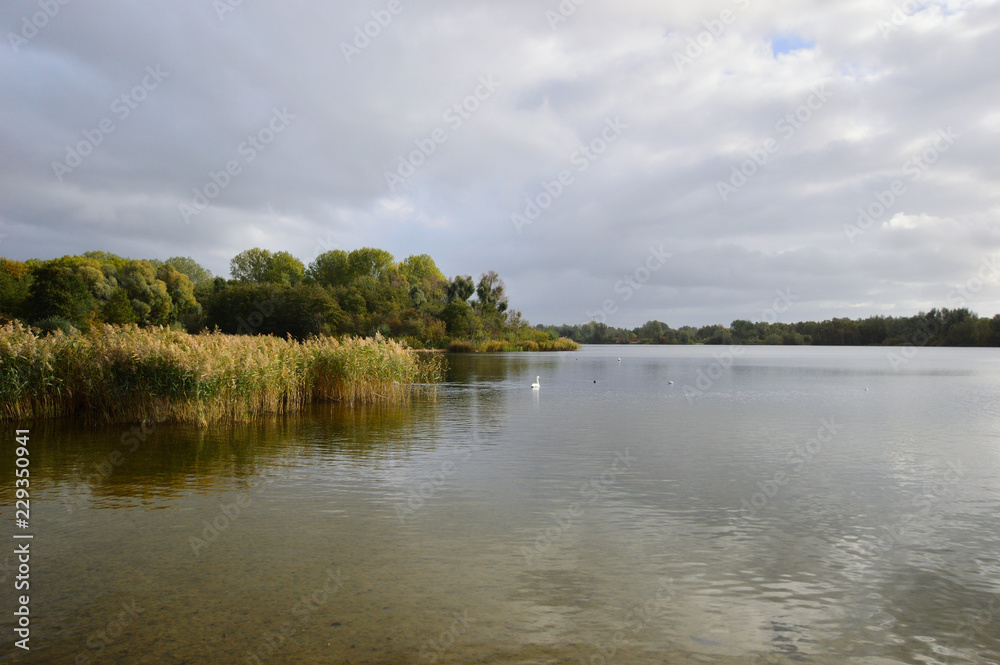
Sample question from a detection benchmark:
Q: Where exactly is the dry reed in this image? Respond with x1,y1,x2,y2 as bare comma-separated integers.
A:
466,337,579,353
0,322,438,425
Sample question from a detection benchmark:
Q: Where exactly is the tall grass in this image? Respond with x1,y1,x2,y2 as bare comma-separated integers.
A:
0,322,441,425
454,337,580,353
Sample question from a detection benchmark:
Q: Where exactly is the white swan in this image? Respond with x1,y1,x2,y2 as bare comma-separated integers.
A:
531,376,540,389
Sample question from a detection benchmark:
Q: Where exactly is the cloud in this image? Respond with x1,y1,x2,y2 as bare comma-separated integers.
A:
1,0,999,327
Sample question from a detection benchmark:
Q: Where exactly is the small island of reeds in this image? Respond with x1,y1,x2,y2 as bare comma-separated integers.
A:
447,337,579,353
0,322,443,426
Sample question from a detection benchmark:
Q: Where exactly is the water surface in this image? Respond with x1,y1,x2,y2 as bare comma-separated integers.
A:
2,345,999,664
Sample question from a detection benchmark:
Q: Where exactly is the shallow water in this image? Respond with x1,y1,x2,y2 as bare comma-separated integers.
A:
2,345,999,664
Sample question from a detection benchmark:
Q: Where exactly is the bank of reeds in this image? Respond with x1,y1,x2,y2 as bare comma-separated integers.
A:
0,322,442,425
447,337,580,353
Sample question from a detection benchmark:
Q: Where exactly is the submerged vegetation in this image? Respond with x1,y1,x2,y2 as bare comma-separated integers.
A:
0,322,444,425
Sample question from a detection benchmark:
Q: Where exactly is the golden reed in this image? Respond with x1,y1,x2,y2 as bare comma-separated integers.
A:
0,322,442,425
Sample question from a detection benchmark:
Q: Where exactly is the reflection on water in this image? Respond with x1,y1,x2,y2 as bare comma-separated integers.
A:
2,345,999,664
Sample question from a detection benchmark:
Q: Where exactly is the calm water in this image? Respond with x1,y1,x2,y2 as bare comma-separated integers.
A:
2,345,1000,664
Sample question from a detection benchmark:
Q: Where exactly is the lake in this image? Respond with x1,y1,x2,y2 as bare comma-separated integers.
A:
2,344,999,664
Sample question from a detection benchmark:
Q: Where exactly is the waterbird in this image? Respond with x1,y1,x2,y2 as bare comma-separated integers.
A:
668,381,674,385
617,357,621,362
531,376,540,389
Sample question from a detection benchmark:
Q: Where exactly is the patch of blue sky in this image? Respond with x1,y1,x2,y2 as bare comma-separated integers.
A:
771,35,815,57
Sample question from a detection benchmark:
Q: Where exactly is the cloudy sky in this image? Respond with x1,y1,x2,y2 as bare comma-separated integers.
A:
2,0,999,328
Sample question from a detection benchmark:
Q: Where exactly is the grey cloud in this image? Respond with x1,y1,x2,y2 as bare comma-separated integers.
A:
2,0,998,327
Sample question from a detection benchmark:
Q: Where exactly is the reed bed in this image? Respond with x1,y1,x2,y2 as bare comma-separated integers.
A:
0,322,440,425
462,337,580,353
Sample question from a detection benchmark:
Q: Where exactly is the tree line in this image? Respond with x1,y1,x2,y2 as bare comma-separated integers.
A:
0,248,549,348
538,308,1000,346
6,250,996,348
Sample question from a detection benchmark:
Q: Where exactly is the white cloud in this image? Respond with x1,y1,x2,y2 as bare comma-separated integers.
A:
882,212,952,230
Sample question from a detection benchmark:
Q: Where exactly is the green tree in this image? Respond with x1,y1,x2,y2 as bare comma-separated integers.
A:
729,320,755,344
202,283,343,338
400,254,445,285
165,256,214,288
156,263,202,330
441,300,473,338
347,248,395,282
981,315,1000,346
116,260,172,326
409,286,427,308
230,248,271,283
858,316,888,345
637,320,665,342
0,259,33,318
307,250,351,288
230,248,305,286
475,271,508,313
23,262,95,328
81,250,128,271
943,308,976,346
101,288,137,324
447,275,475,303
268,251,305,285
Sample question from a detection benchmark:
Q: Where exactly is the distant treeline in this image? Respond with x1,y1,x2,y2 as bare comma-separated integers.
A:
538,308,1000,347
0,249,568,349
